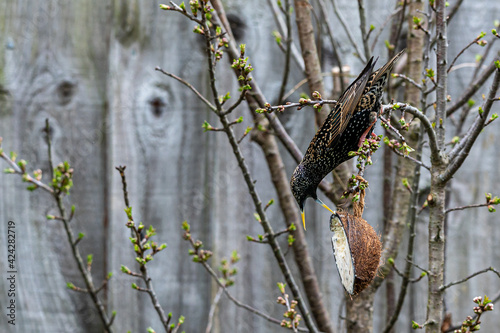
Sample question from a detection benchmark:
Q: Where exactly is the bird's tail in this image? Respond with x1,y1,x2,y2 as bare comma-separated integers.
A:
369,49,406,87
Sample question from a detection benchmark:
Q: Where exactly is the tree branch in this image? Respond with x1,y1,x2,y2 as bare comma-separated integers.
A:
383,103,440,163
116,166,172,332
155,66,216,111
440,67,500,183
357,0,371,61
440,267,500,291
330,0,366,62
276,0,293,104
446,57,498,116
197,4,321,331
447,32,486,73
266,0,306,72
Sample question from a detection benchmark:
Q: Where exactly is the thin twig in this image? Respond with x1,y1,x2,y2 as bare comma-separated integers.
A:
447,0,464,23
45,121,115,332
223,90,248,116
447,33,485,73
164,1,203,24
382,103,440,163
390,261,427,283
389,145,430,170
446,56,499,116
156,66,217,111
371,6,403,52
357,0,371,61
445,202,492,214
265,0,305,72
258,98,337,113
445,290,500,332
330,0,366,62
205,287,224,333
0,153,54,193
317,0,346,92
198,5,319,331
392,73,423,90
199,255,309,332
277,0,293,104
440,267,500,291
441,67,500,183
116,166,171,331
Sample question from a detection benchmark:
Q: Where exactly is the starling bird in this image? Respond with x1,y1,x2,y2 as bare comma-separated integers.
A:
291,50,405,230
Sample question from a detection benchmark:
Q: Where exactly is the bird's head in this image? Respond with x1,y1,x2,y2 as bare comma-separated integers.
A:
290,164,335,230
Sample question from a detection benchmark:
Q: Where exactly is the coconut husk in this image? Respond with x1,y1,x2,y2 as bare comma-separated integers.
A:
330,188,382,295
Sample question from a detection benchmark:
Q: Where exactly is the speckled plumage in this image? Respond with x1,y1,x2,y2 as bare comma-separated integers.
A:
291,50,405,228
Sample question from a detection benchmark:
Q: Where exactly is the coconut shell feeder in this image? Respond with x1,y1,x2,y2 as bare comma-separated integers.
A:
330,188,382,295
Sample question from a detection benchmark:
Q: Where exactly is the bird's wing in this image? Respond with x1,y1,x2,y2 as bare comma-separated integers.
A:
326,57,376,148
364,49,405,95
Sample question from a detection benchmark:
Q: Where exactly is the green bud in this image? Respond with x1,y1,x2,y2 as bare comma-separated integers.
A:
411,320,421,329
254,213,261,222
277,282,286,294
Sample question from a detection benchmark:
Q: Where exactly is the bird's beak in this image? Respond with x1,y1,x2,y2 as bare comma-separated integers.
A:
301,209,306,231
315,198,336,214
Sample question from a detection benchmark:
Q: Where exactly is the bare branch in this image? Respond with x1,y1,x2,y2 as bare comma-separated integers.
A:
196,250,309,332
156,66,217,111
317,0,346,91
440,267,500,291
197,4,321,331
445,202,497,214
446,56,499,116
357,0,371,61
382,103,440,163
371,4,404,52
330,0,366,62
447,32,486,73
392,73,423,90
116,166,172,331
387,145,431,170
0,153,54,193
257,98,337,113
446,0,465,23
441,67,500,183
266,0,305,72
205,288,223,333
276,0,293,104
